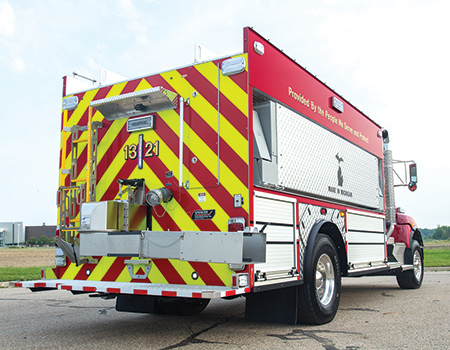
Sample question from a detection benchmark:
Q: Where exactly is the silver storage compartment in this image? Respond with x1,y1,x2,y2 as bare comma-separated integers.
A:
79,201,147,232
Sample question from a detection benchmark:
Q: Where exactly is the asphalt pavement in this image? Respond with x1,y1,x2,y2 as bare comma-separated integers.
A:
1,271,449,349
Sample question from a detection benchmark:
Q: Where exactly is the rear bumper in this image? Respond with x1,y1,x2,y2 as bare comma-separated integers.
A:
79,230,266,265
12,279,251,299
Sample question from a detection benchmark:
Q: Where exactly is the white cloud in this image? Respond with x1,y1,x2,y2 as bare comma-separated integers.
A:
0,0,14,37
10,56,26,72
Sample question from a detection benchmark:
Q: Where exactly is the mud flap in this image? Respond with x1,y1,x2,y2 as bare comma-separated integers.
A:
245,285,298,324
115,294,166,314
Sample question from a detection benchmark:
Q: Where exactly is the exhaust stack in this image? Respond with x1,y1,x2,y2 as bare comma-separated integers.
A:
382,130,396,237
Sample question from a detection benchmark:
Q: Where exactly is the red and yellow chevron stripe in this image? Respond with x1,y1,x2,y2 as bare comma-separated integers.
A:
56,54,250,287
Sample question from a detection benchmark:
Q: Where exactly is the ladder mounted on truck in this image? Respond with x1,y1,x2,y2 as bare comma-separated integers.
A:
57,106,102,244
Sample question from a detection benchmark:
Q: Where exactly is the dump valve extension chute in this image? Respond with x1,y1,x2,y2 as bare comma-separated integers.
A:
146,187,173,207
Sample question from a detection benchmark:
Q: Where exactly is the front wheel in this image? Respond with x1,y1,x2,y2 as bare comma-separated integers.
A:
297,234,341,325
396,240,424,289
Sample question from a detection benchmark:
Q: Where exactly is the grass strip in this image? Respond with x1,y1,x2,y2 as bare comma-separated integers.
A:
0,266,46,282
423,248,450,267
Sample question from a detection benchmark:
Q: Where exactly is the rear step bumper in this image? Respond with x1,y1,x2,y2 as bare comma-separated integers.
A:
12,280,251,299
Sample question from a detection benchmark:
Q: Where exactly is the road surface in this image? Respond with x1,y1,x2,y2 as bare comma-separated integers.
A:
1,271,448,349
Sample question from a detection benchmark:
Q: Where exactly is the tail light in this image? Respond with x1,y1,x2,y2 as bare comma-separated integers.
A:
232,273,249,288
228,217,246,232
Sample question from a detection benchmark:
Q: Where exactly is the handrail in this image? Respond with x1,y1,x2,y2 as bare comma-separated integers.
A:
178,97,184,188
86,106,93,202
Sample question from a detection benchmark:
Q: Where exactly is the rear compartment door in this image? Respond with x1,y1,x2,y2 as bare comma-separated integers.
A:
253,192,297,285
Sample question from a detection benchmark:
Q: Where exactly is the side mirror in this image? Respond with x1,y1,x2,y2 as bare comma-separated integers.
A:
408,163,418,192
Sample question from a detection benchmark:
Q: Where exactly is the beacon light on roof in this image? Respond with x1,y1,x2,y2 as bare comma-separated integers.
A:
146,187,173,207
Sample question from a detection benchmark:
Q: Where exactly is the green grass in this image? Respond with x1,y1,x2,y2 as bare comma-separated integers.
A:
423,248,450,267
0,267,45,282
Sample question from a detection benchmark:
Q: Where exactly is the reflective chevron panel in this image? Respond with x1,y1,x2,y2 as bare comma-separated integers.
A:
56,54,249,287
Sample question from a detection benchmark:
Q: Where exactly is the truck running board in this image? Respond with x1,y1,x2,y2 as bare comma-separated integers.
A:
346,262,414,277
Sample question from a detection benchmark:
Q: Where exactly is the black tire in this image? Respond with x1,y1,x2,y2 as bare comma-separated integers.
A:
396,240,424,289
157,297,210,316
297,233,341,325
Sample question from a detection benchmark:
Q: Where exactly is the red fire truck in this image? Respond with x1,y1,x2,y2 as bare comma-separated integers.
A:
15,27,423,325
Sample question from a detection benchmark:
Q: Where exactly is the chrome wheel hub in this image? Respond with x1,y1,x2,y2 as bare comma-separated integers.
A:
315,253,335,307
413,250,422,282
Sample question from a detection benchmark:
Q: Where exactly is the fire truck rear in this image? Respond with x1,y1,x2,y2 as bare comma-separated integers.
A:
15,27,423,325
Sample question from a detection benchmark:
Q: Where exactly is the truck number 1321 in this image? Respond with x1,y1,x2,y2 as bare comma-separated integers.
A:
123,140,160,160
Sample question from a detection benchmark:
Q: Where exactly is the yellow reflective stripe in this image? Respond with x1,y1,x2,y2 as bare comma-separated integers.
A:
163,109,248,214
209,263,233,286
182,187,228,231
170,260,205,286
107,81,127,99
60,110,69,187
152,220,163,231
116,266,131,282
61,263,81,280
135,78,152,91
159,109,246,225
160,71,248,164
62,83,128,176
148,262,168,284
95,118,127,166
87,257,115,281
66,89,98,127
135,157,199,231
44,267,57,279
219,114,248,163
183,131,248,216
195,56,248,116
95,132,140,201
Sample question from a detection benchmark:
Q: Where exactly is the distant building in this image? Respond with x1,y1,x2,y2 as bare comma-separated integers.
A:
0,222,24,246
25,225,57,242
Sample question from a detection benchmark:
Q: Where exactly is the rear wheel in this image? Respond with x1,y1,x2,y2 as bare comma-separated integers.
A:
297,234,341,325
396,240,423,289
157,297,210,315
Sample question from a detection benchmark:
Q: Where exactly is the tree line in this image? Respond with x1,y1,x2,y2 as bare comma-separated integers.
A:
26,236,55,246
420,226,450,240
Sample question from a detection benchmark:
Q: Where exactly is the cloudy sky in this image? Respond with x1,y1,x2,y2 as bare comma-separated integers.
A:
0,0,448,229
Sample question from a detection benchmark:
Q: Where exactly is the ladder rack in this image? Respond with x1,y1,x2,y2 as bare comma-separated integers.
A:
58,106,102,242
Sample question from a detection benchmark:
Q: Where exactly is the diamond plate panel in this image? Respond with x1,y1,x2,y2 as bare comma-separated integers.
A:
277,104,382,210
298,203,346,279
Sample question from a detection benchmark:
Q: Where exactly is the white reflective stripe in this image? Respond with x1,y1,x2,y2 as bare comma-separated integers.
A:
15,279,250,299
